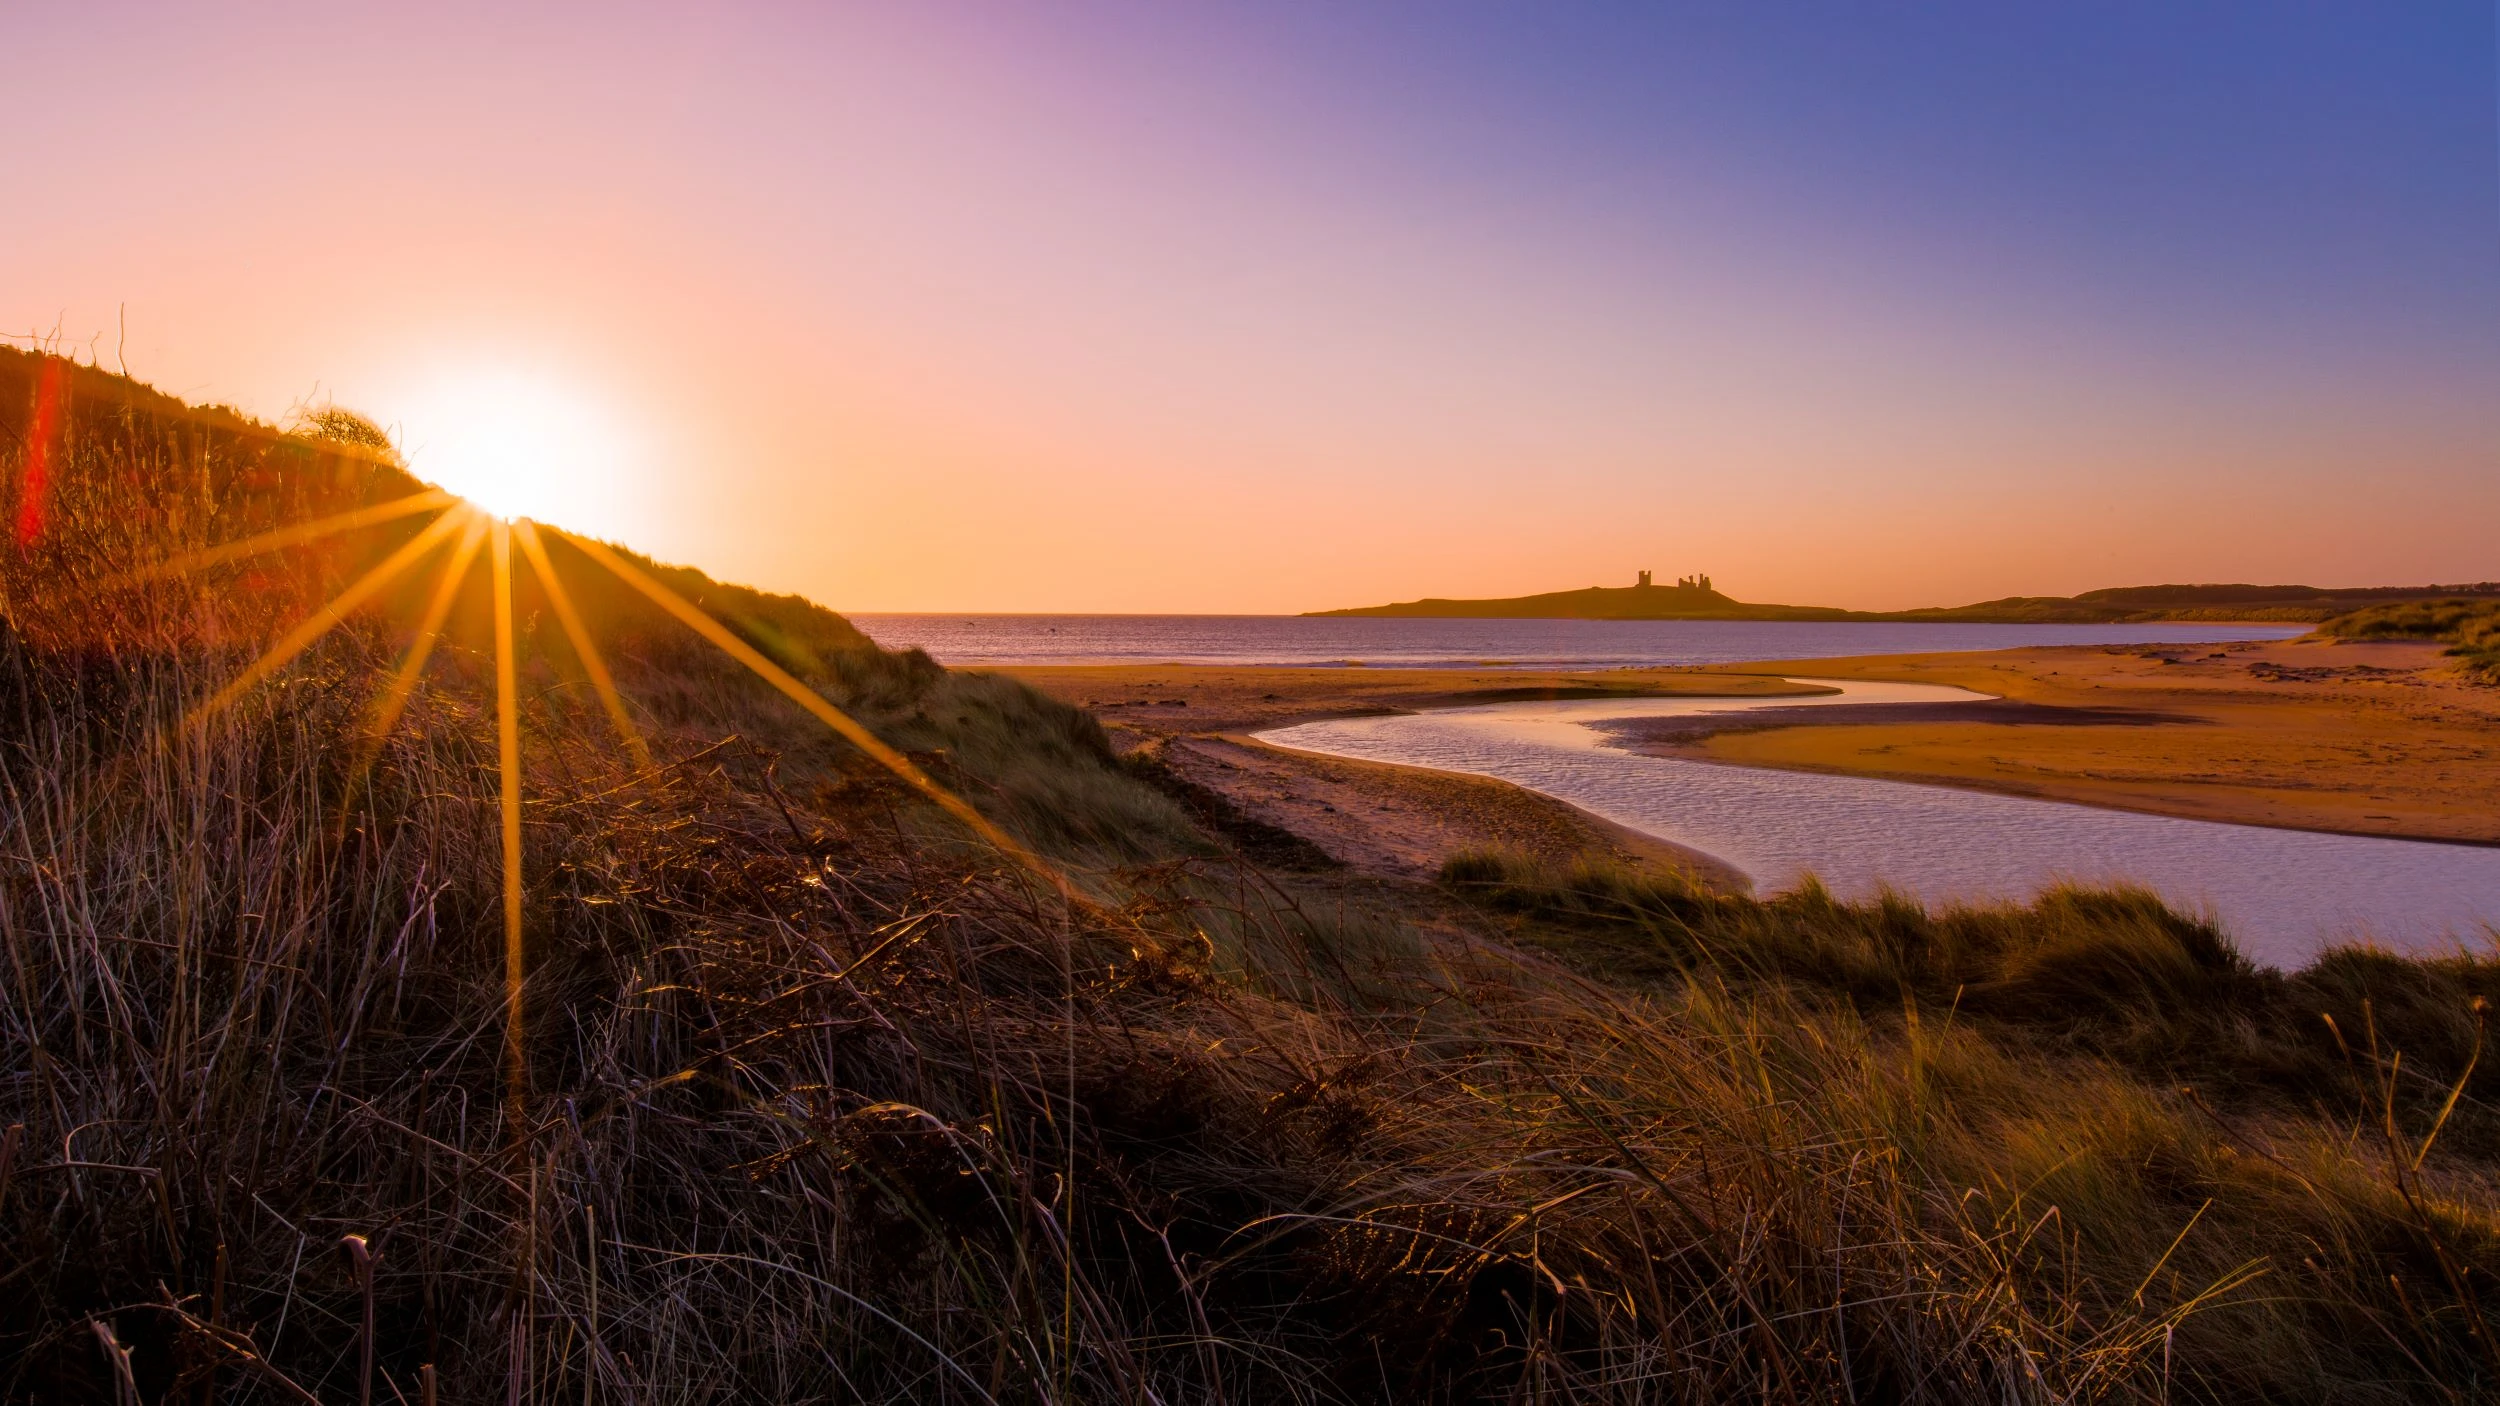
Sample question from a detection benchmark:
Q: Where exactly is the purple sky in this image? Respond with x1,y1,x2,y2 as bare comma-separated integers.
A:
9,2,2496,611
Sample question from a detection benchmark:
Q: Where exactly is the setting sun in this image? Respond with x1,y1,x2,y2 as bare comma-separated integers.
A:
392,366,645,530
9,5,2499,1396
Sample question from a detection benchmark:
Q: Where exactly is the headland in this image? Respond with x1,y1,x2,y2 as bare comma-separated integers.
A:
1310,571,2500,624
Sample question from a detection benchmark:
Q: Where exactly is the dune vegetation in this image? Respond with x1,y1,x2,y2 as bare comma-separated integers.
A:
2321,598,2500,685
5,348,2499,1403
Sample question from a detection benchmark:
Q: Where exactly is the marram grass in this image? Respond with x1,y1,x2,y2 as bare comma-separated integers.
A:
3,349,2496,1403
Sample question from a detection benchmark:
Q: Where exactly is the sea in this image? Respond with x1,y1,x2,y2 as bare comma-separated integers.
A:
848,614,2494,959
849,615,2307,669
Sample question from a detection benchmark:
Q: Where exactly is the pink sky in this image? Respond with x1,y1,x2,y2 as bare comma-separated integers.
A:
10,3,2496,612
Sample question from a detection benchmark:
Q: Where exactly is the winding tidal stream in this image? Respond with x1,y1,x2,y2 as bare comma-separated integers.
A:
1257,680,2500,968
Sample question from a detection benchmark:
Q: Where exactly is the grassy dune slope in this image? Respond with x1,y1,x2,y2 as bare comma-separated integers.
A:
2323,598,2500,685
4,350,2498,1403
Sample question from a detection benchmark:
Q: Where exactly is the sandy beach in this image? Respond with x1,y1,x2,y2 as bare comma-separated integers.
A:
998,665,1803,888
1136,731,1754,890
1003,663,1820,734
1688,636,2500,843
1006,636,2500,857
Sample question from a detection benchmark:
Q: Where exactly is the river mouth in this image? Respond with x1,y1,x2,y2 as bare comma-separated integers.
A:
1255,679,2500,968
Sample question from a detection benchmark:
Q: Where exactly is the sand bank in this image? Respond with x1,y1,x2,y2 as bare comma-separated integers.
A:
1008,638,2499,848
1002,666,1784,888
1684,638,2500,844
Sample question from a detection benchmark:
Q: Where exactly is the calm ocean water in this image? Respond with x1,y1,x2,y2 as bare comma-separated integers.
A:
850,615,2305,668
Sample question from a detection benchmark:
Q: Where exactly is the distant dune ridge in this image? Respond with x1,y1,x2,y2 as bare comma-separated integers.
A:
1310,572,2500,623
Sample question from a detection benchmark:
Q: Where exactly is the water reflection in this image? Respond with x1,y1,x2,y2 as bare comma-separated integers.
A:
1259,681,2500,967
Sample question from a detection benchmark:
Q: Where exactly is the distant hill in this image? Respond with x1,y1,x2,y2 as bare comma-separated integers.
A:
1308,577,2500,624
1309,580,1852,621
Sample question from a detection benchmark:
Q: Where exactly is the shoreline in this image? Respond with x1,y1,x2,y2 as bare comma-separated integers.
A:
1686,639,2498,846
1004,665,1827,890
1008,636,2500,860
997,663,1824,738
1144,730,1754,892
1590,707,2500,852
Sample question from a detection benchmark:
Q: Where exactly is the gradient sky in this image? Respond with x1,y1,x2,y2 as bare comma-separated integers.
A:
10,3,2498,612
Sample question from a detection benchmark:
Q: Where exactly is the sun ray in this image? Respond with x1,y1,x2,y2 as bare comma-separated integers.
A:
487,516,538,1391
102,488,458,590
184,506,473,728
338,513,491,814
512,519,652,772
559,532,1083,906
492,519,528,1125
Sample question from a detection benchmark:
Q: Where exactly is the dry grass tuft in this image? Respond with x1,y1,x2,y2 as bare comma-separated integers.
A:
4,349,2496,1402
2319,598,2500,684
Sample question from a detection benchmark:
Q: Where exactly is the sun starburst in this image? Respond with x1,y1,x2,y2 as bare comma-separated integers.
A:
185,506,475,729
117,483,1084,1148
100,488,458,592
513,518,651,773
349,512,491,788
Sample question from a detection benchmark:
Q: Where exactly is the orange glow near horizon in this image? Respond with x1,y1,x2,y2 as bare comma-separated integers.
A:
12,7,2496,613
100,363,1102,1385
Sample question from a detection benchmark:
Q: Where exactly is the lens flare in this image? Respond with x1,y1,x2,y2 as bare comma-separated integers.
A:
186,507,470,728
102,489,456,591
559,531,1084,908
14,359,68,547
347,512,491,792
513,519,651,772
491,518,528,1126
120,412,1091,1391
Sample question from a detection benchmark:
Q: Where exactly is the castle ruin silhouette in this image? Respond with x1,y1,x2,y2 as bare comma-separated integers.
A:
1637,570,1710,591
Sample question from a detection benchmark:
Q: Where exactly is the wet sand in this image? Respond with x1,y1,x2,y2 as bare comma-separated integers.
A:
1679,638,2500,844
1004,665,1793,888
1008,640,2500,852
1002,664,1821,738
1146,732,1751,891
1591,698,2196,747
